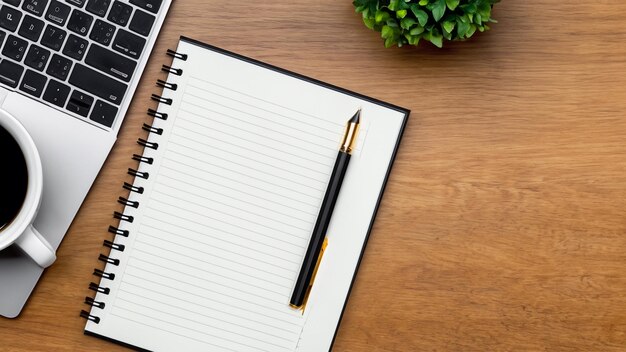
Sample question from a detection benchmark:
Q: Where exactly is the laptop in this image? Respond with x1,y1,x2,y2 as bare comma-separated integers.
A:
0,0,172,318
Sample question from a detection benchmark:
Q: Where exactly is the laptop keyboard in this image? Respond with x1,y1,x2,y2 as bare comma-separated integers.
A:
0,0,163,128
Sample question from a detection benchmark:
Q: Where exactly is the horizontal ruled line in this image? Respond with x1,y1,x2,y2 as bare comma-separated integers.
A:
151,189,311,240
144,200,306,251
175,117,332,168
187,77,343,130
125,260,289,307
140,220,301,265
152,176,311,226
116,297,287,352
158,170,318,218
133,240,289,295
117,289,297,343
120,276,301,328
134,236,295,283
129,254,288,299
169,130,328,185
186,79,343,134
110,311,242,352
166,141,326,194
173,121,331,177
153,180,313,233
176,108,335,160
160,157,321,207
180,97,338,152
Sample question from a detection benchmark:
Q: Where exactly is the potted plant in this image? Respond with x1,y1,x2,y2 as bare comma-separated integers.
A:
353,0,500,48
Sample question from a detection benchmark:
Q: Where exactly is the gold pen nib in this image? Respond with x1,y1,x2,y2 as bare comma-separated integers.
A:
339,109,361,154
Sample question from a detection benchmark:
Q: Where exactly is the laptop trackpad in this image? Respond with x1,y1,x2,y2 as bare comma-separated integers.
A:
0,90,116,318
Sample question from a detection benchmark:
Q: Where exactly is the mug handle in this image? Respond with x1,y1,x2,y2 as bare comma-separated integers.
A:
14,225,56,268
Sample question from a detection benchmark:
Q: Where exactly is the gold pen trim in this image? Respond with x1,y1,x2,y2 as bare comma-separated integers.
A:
290,238,329,313
339,123,359,154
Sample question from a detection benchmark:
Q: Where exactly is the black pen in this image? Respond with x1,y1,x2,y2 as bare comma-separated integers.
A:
290,108,361,308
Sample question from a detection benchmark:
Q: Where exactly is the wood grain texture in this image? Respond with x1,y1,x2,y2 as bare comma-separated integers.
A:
2,0,626,351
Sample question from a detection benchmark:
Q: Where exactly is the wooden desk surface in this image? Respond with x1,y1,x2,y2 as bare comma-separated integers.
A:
2,0,626,351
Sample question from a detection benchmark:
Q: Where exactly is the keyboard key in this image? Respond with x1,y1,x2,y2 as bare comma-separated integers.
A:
19,69,46,97
0,30,6,46
85,43,135,82
108,1,131,26
89,99,116,127
0,5,22,32
22,0,48,16
46,53,71,80
112,28,144,59
0,59,23,87
45,0,71,25
66,89,93,117
67,9,92,35
18,15,44,41
62,33,87,59
65,0,84,7
3,0,22,7
2,34,28,61
85,0,109,17
129,0,161,14
128,9,152,36
40,24,66,50
42,78,70,106
24,44,50,70
69,63,127,105
89,18,114,45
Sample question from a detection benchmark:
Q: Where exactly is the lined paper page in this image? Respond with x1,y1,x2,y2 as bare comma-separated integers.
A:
111,74,344,351
85,37,407,352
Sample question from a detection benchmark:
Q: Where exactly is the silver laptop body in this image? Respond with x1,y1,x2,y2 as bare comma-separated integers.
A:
0,0,172,318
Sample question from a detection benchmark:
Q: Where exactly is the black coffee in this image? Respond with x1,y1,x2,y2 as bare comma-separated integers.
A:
0,125,28,231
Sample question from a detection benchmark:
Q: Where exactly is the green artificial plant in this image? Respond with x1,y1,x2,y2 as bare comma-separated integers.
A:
353,0,500,48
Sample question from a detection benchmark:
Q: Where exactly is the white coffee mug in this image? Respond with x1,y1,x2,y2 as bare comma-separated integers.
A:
0,109,56,268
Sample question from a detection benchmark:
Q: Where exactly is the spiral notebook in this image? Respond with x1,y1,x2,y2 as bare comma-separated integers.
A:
81,36,409,352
